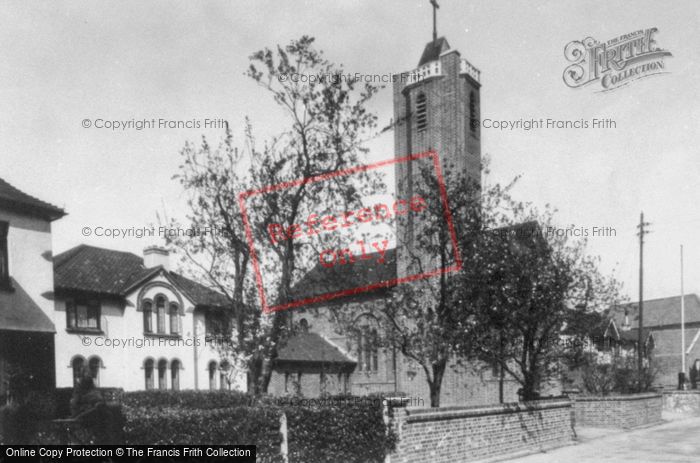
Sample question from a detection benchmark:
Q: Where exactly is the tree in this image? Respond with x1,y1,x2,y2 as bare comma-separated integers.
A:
330,157,517,407
462,207,626,401
170,36,382,394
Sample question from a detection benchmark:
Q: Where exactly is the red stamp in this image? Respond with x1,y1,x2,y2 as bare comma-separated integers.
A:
239,150,462,313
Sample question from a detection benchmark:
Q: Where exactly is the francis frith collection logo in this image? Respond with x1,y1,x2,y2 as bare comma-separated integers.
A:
563,27,672,92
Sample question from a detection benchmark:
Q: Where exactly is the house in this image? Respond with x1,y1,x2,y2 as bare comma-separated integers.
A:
0,178,66,402
607,295,700,387
53,244,244,391
598,318,655,365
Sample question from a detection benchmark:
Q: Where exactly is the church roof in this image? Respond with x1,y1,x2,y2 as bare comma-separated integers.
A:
276,332,355,365
0,177,66,221
54,244,230,308
418,37,450,66
290,248,397,305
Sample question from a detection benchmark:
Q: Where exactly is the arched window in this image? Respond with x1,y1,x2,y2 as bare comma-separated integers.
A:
416,92,428,132
171,359,181,391
370,329,379,371
169,303,179,334
71,356,86,387
144,358,154,390
356,317,379,372
208,361,218,390
469,91,478,134
299,318,309,333
219,361,230,391
156,296,166,334
157,359,168,390
143,300,153,333
88,356,102,386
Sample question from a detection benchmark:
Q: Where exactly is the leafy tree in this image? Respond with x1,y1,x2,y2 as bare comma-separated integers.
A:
169,36,382,394
461,207,626,401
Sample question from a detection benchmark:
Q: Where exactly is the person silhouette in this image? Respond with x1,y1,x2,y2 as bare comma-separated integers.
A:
690,359,700,390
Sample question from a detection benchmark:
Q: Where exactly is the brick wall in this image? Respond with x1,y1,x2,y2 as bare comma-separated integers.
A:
388,399,574,463
573,393,663,428
662,390,700,414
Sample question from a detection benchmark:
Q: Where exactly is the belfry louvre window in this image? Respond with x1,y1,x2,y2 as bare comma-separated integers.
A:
416,93,428,132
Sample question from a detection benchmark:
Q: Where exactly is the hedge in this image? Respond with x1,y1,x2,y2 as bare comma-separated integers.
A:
120,390,397,463
283,395,397,463
121,389,259,410
122,404,283,462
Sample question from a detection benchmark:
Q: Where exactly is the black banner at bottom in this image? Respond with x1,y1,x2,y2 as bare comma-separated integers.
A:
1,445,256,462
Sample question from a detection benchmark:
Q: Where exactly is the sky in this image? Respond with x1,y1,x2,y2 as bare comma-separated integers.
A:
1,0,699,302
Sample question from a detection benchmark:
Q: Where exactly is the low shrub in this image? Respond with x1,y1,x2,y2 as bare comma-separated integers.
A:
581,356,658,395
0,391,58,444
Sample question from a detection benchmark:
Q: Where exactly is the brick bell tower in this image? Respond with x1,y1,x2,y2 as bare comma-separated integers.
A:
393,16,482,278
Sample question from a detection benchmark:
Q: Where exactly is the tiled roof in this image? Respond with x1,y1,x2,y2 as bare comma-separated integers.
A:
608,294,700,328
289,248,397,304
54,244,229,308
0,177,66,220
276,332,355,365
418,37,451,66
0,278,55,333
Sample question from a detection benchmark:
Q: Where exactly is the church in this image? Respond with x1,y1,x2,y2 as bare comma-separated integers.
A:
267,32,528,406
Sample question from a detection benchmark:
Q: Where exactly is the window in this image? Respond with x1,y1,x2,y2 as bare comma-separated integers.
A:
169,303,179,334
171,359,181,391
0,221,9,289
66,299,100,331
144,358,154,390
71,356,85,387
416,92,428,132
370,329,378,372
88,356,102,386
143,301,153,333
208,361,218,390
469,91,478,133
284,372,290,393
156,296,166,334
157,359,167,390
357,331,363,372
356,324,379,372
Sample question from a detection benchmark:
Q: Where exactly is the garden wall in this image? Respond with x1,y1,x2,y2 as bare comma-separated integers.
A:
388,398,574,463
662,390,700,415
573,393,662,428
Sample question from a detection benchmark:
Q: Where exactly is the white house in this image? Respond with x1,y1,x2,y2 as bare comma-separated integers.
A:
0,177,65,401
53,244,245,391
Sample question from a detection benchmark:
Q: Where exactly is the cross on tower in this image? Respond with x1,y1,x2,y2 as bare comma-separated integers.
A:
430,0,440,41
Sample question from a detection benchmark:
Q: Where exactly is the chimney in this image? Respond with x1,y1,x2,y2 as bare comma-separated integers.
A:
143,246,170,271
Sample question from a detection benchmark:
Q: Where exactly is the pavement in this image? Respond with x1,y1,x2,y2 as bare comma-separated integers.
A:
512,414,700,463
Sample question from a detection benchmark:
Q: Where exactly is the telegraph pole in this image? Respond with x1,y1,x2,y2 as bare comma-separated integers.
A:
636,212,651,376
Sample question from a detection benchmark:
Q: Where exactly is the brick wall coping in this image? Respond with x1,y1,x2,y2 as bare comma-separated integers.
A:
574,393,662,402
401,398,572,423
662,390,700,395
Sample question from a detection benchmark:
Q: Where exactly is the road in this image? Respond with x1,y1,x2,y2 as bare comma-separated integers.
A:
514,416,700,462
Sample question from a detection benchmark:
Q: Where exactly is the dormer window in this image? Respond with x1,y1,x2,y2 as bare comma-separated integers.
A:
143,300,153,333
156,296,166,334
66,298,100,331
416,92,428,132
0,221,9,289
169,303,180,334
